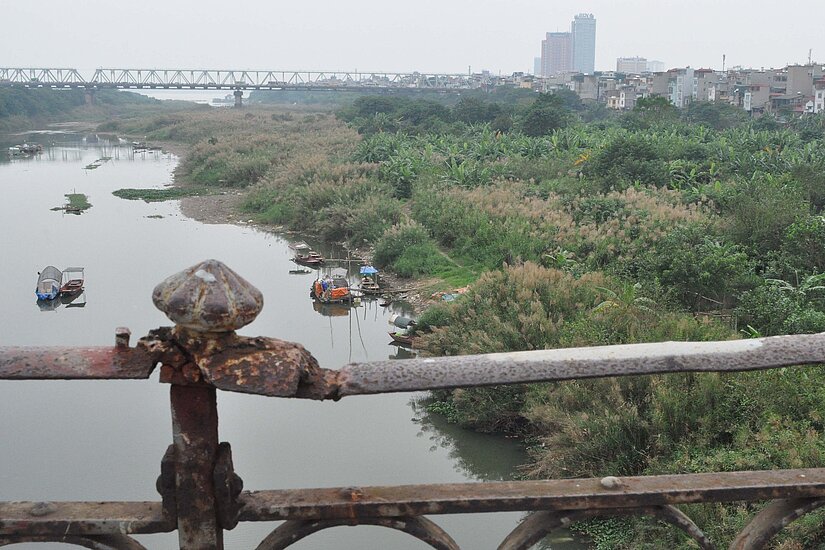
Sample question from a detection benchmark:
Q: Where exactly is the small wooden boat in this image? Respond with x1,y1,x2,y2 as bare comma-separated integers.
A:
290,242,325,266
289,268,312,274
389,331,416,347
36,266,62,301
60,267,85,296
358,265,383,295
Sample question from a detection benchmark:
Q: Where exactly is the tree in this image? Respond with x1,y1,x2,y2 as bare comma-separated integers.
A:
519,93,573,136
453,97,488,125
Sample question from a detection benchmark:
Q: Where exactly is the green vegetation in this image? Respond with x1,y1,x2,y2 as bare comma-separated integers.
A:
112,187,214,202
65,193,91,210
0,88,161,131
98,93,825,547
51,193,91,213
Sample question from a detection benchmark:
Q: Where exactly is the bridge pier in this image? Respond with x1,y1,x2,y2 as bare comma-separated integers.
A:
83,88,96,105
233,89,243,108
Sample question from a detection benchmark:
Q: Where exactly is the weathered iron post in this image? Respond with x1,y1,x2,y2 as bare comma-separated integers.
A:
151,259,264,550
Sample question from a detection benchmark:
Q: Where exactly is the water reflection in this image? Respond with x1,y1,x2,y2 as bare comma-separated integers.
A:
389,345,417,360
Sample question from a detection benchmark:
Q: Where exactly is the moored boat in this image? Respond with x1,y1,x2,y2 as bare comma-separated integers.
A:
310,275,351,304
35,266,62,301
358,265,382,295
8,143,43,157
60,267,85,296
389,330,416,347
290,241,325,266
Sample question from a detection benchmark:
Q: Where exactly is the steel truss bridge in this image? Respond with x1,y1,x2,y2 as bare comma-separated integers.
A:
0,67,495,93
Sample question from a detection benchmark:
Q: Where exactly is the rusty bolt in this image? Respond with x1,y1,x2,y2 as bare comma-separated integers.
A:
152,259,263,332
115,327,131,348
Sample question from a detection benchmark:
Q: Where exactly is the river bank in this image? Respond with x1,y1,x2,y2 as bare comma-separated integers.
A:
1,130,593,550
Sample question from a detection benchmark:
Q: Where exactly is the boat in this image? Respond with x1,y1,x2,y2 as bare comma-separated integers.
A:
288,268,312,274
35,266,62,301
358,265,382,295
60,267,85,296
8,143,43,157
310,275,351,304
389,330,416,347
290,242,324,267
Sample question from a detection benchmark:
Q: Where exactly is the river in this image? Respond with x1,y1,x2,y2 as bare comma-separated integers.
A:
0,132,585,549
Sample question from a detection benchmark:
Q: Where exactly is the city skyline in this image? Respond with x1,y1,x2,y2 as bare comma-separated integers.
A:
1,0,824,75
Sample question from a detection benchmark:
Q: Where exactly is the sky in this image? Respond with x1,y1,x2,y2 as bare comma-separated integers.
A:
2,0,824,75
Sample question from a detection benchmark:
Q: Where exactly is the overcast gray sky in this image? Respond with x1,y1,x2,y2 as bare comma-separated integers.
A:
3,0,823,74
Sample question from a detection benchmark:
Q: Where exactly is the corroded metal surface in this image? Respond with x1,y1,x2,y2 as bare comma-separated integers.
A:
170,385,223,549
214,443,243,530
256,517,460,550
0,346,156,379
0,502,170,535
0,534,148,549
238,469,825,521
651,505,714,550
334,333,825,396
152,259,263,332
498,509,598,550
730,498,825,549
155,328,324,398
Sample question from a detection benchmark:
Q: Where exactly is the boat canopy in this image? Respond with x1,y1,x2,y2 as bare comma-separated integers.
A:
360,265,379,275
38,266,62,284
62,266,84,278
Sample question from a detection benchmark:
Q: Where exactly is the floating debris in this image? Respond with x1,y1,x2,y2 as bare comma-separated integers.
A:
52,193,91,214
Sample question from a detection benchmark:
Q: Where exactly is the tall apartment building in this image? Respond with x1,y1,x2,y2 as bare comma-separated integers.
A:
538,13,596,76
541,32,573,75
571,14,596,73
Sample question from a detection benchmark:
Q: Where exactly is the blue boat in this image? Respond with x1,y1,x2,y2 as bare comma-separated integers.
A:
35,266,62,301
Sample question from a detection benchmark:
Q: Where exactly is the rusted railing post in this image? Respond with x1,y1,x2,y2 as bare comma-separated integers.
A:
152,259,264,550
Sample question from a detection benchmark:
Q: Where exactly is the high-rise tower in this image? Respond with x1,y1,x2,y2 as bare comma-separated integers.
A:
541,32,572,75
571,13,596,74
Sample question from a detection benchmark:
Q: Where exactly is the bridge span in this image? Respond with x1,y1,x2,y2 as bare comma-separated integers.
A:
0,67,505,99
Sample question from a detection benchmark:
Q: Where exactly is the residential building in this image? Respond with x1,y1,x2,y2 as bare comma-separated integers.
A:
649,72,670,97
571,13,597,73
541,32,572,75
617,57,647,74
815,78,825,113
667,68,695,108
786,64,815,96
694,69,720,103
619,86,638,109
533,57,541,76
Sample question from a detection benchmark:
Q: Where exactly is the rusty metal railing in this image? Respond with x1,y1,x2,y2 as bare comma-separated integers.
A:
1,259,824,550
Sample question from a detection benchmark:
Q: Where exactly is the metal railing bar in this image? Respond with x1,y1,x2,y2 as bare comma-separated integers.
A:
334,333,825,396
0,346,156,380
0,502,172,536
237,468,825,521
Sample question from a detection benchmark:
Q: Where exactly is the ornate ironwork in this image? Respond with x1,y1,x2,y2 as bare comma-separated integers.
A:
1,259,824,549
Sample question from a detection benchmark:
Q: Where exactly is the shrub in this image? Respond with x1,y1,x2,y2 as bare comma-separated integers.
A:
374,222,449,277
